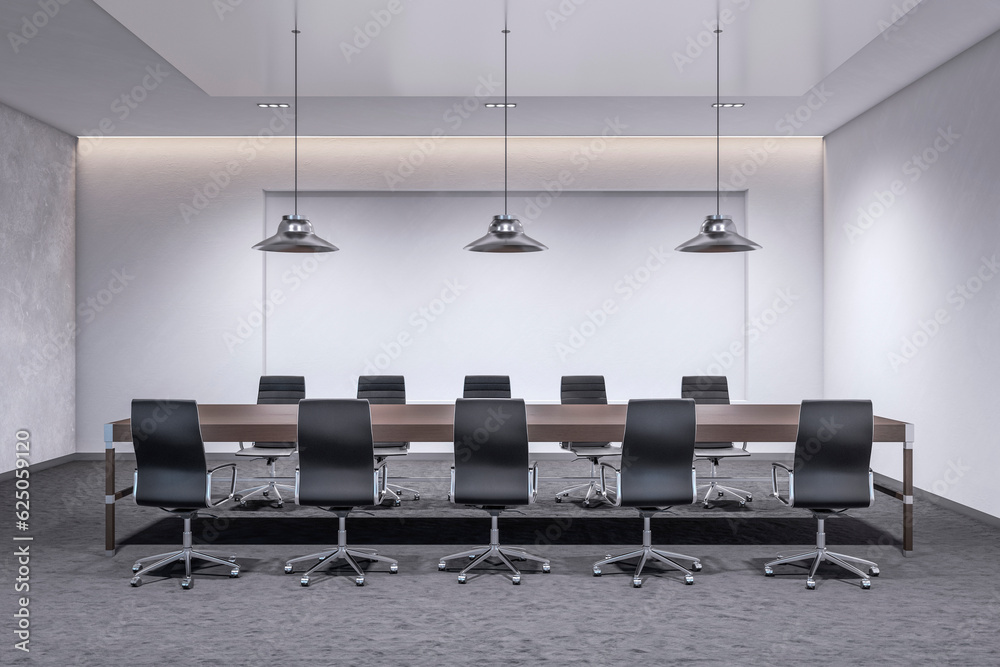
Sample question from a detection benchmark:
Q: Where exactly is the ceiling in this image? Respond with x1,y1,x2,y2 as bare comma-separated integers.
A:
1,0,999,137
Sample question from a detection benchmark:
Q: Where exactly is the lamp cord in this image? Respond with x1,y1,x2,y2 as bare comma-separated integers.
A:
716,28,721,217
503,28,509,216
293,29,300,216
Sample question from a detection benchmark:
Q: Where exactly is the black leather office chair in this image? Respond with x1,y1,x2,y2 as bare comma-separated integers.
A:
594,399,702,587
129,399,240,589
438,398,550,584
235,375,305,507
681,375,752,507
765,400,880,590
554,375,620,507
283,399,399,586
463,375,511,398
357,375,419,504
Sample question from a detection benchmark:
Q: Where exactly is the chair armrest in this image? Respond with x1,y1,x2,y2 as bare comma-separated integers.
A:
599,461,623,507
691,467,698,504
373,458,389,505
238,441,246,450
771,462,793,506
449,466,456,504
867,469,875,507
529,461,539,503
207,463,238,507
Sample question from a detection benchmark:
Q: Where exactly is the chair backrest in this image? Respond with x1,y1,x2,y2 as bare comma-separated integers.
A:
296,399,377,507
561,375,610,448
357,375,406,404
619,399,697,507
131,399,209,508
681,375,731,449
453,398,529,506
680,375,730,404
791,400,874,509
463,375,511,398
256,375,305,447
258,375,305,403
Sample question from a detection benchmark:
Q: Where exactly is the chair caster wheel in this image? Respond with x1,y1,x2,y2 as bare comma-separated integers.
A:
413,494,420,501
554,497,562,503
632,579,642,588
284,564,294,574
691,562,702,572
746,494,753,502
276,501,284,508
542,563,551,573
132,563,142,573
702,502,710,508
583,500,592,508
738,501,747,508
806,579,816,590
300,577,310,587
869,567,880,577
512,575,521,585
717,492,724,498
389,564,399,574
684,575,695,585
229,568,240,578
605,554,612,560
130,576,142,587
438,562,447,571
238,499,247,507
457,574,467,584
262,490,269,497
355,577,365,586
764,566,774,576
181,577,193,589
393,499,401,507
861,579,871,589
593,568,602,576
227,555,238,562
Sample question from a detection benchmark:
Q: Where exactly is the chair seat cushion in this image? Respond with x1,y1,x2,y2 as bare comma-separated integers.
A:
374,442,409,456
569,445,621,458
695,445,750,459
236,445,295,457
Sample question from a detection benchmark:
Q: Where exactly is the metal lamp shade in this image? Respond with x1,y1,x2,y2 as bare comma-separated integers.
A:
464,214,548,253
253,214,339,253
675,214,761,253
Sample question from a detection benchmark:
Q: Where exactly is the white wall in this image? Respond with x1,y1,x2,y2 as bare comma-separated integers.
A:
0,102,76,473
825,30,1000,516
76,134,822,453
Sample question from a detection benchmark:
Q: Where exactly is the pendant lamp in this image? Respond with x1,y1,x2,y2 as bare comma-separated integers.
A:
464,28,547,253
676,28,760,254
254,29,338,253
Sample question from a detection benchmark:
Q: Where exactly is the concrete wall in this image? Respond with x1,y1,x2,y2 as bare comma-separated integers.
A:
0,102,76,473
825,30,1000,516
76,134,823,453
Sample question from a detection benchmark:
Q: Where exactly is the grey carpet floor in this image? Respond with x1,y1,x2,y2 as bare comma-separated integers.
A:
2,457,999,666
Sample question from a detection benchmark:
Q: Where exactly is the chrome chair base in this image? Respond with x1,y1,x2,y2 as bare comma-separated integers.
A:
438,511,550,584
383,483,420,505
592,514,701,587
764,515,879,589
235,457,294,507
284,513,398,586
697,456,752,507
555,457,614,507
130,515,239,589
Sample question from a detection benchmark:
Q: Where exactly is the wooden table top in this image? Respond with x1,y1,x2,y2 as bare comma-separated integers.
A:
109,403,912,444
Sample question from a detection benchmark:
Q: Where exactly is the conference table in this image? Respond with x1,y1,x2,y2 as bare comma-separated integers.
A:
104,403,914,556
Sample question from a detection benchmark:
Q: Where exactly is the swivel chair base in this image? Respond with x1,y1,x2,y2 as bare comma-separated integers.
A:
554,449,618,507
235,456,295,507
438,510,551,584
698,456,752,507
593,512,701,587
375,450,420,505
130,513,239,589
764,514,880,589
284,512,398,586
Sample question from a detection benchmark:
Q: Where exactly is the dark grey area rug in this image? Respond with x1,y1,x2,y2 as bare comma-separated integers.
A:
2,458,998,666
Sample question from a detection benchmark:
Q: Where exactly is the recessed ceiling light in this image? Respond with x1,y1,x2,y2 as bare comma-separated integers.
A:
711,102,745,108
257,103,290,108
485,102,516,108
